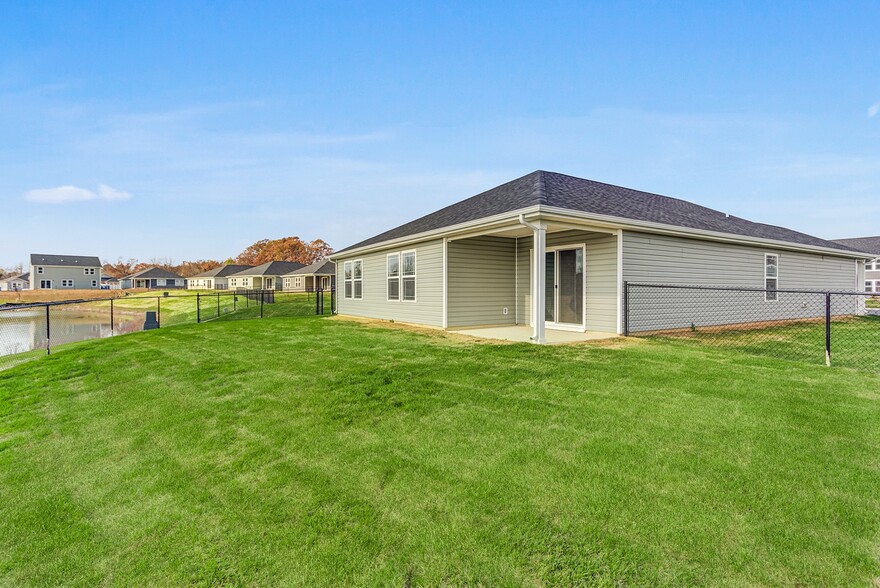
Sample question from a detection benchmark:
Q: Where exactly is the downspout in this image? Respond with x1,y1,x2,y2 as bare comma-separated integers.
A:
518,214,546,344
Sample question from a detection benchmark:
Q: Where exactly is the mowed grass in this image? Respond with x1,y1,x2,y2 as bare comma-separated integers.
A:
645,316,880,370
1,318,879,586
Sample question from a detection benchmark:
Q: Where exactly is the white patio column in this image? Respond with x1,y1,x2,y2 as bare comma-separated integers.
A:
531,222,547,344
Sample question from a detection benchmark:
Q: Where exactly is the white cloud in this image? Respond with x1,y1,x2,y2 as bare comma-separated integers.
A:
869,102,880,118
24,184,132,204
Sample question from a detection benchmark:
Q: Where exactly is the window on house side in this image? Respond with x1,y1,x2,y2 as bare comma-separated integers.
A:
765,254,778,301
402,251,416,301
387,253,400,301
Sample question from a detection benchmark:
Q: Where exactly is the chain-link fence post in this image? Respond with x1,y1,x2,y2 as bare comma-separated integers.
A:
260,290,264,318
825,292,832,367
197,292,201,323
45,304,50,355
157,297,161,328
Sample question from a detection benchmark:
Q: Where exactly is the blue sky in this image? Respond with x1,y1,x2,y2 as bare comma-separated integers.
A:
1,1,879,267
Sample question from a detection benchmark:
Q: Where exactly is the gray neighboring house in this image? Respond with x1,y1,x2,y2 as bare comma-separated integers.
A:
226,261,306,290
330,170,871,343
121,267,186,289
832,236,880,293
282,260,336,292
29,254,102,290
186,265,255,290
0,272,29,291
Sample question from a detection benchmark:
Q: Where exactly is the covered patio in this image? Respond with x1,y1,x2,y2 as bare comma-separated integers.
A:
445,213,624,343
453,325,619,344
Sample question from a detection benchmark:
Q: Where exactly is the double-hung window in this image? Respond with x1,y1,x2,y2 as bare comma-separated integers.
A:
91,279,98,287
387,254,400,300
401,251,416,301
866,281,874,293
61,279,74,287
84,268,95,275
344,260,363,299
764,254,779,301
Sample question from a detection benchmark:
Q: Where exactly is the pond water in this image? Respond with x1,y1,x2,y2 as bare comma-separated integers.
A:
0,306,144,358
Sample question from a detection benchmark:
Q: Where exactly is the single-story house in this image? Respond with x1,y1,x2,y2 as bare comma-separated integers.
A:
186,265,254,290
121,267,186,289
0,272,29,291
227,261,305,290
29,254,102,290
832,236,880,293
331,170,871,343
282,260,336,292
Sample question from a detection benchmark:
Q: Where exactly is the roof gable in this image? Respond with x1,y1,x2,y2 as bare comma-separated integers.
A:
189,264,255,278
336,171,857,255
125,267,185,280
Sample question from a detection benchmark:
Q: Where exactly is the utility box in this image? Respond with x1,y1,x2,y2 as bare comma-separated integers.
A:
144,311,159,330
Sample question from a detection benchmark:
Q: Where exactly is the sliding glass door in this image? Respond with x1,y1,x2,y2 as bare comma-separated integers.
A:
541,246,585,328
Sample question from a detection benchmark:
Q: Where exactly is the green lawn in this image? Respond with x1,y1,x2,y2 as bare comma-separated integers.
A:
642,315,880,370
1,317,879,586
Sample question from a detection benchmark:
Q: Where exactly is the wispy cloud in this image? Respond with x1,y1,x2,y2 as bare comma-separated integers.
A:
24,184,132,204
869,102,880,118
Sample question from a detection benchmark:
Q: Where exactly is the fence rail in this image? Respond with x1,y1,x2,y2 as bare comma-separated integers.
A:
0,288,334,371
624,282,880,370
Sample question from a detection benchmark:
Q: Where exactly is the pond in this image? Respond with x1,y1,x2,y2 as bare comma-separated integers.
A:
0,305,145,359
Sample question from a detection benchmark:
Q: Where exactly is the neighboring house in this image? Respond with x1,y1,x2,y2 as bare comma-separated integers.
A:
0,272,29,291
330,170,870,343
186,265,254,290
282,260,336,292
832,236,880,293
121,267,186,289
29,254,102,290
226,261,305,290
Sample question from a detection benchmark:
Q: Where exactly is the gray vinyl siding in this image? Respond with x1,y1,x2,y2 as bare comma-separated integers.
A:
622,231,860,332
447,237,516,327
29,264,102,290
336,239,444,327
515,230,619,333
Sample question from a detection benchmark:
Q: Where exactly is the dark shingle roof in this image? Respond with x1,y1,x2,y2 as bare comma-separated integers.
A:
286,260,335,276
227,261,305,277
337,171,858,254
189,264,255,279
831,236,880,256
125,267,185,280
30,253,101,267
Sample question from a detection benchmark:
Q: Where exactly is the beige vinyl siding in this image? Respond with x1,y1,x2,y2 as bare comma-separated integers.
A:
515,230,619,333
447,237,516,327
622,231,860,332
336,239,444,327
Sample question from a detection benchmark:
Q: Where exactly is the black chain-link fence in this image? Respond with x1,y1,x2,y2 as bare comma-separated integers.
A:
625,283,880,370
0,289,333,371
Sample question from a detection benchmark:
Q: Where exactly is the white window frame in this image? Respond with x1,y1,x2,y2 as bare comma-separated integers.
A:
40,279,52,289
157,279,166,286
343,260,363,299
401,250,416,302
386,253,400,301
764,253,779,302
37,267,44,274
91,279,98,287
61,279,74,288
84,268,96,275
294,276,303,289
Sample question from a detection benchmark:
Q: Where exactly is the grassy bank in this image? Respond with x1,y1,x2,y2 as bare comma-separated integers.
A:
1,318,878,586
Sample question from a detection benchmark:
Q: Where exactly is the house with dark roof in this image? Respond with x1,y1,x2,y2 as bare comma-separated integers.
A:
330,171,871,343
0,272,29,291
29,254,102,290
226,261,306,290
832,236,880,293
121,267,186,290
282,260,335,292
186,265,254,290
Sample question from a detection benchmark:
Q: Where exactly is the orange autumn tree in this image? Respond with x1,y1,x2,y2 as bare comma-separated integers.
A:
235,237,333,266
